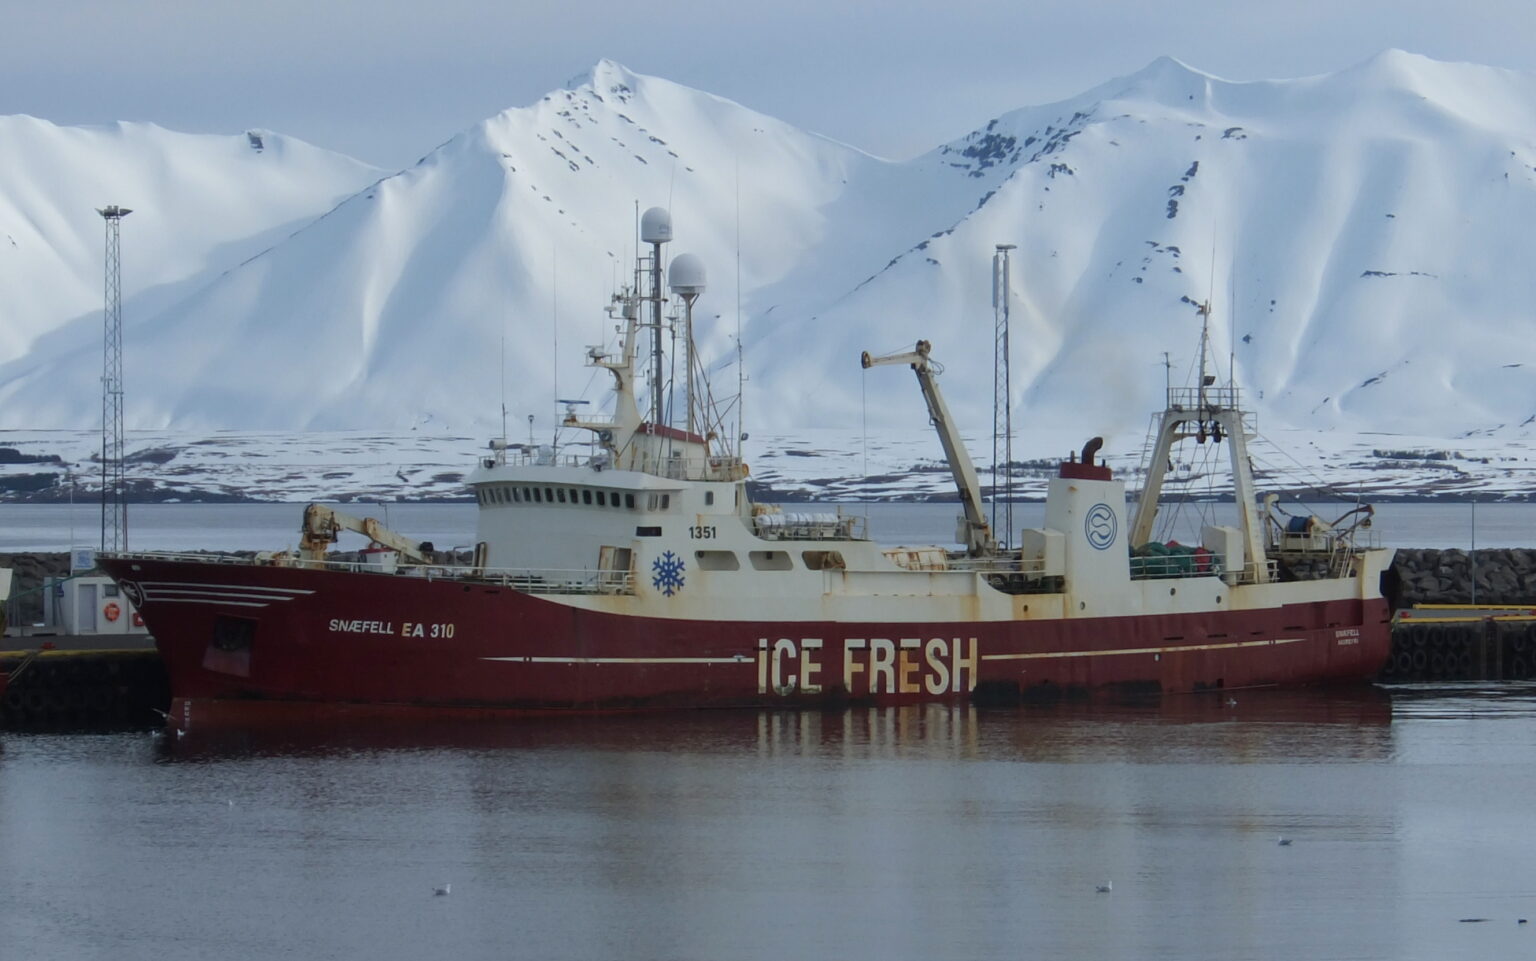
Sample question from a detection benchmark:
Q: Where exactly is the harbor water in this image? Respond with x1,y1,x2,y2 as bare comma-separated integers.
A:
5,689,1536,960
4,503,1536,959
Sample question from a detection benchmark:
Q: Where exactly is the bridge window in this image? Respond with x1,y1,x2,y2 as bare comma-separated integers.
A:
596,490,606,506
705,491,714,506
695,550,740,571
582,490,592,505
749,551,794,571
625,494,635,509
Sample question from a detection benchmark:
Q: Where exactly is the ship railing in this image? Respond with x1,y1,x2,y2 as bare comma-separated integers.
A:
944,555,1053,576
639,453,748,483
481,446,748,481
100,551,638,595
481,448,597,470
1129,549,1230,580
1166,386,1242,412
478,568,636,595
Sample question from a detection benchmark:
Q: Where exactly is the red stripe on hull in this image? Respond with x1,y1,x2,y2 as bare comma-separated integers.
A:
100,557,1392,722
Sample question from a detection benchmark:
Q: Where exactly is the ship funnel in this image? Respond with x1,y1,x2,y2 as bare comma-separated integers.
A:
640,207,673,244
668,253,706,303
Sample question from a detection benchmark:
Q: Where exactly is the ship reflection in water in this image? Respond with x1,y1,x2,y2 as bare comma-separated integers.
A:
159,686,1397,763
6,686,1536,961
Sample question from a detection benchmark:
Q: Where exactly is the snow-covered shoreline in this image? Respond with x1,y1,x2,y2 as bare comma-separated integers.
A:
1,426,1530,504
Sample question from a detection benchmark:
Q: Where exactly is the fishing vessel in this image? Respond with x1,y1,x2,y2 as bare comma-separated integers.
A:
98,207,1392,724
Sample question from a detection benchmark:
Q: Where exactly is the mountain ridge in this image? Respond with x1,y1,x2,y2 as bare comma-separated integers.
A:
1,51,1533,454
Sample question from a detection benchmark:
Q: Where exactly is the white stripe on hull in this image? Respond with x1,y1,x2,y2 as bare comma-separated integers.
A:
137,581,316,608
483,638,1308,668
982,637,1306,661
483,655,753,665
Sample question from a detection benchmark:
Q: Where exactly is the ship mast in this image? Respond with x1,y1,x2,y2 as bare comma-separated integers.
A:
1130,301,1270,584
564,207,745,483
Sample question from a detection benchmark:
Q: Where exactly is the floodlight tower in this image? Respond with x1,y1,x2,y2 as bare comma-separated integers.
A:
98,205,131,552
991,243,1017,549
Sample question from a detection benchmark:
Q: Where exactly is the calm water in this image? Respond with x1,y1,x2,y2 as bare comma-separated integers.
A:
5,503,1536,959
0,499,1528,552
5,688,1536,960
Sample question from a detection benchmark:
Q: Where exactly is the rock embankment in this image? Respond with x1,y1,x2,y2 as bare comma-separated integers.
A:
1389,548,1536,606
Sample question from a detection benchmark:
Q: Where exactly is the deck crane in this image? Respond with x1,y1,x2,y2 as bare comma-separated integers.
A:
296,504,434,564
861,340,996,556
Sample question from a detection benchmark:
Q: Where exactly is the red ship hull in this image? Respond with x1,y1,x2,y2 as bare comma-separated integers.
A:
100,555,1393,725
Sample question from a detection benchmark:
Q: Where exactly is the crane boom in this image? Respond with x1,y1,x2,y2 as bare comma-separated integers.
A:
297,504,432,564
861,340,995,555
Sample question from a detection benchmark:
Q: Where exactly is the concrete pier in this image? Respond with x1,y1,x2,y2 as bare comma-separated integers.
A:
1380,608,1536,683
1,637,168,727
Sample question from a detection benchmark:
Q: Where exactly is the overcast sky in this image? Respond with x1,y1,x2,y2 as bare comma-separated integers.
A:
5,0,1533,170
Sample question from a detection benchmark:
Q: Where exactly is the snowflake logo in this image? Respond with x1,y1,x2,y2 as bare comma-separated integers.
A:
651,550,686,597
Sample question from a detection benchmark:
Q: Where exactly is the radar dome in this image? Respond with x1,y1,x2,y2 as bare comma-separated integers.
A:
668,253,706,296
640,207,672,244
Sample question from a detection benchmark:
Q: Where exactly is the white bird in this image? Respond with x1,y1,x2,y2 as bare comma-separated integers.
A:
1095,882,1113,894
433,883,451,897
1226,697,1238,707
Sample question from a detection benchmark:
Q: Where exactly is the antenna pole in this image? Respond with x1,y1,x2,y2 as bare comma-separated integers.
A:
97,205,131,552
991,243,1017,549
650,239,665,424
735,158,744,461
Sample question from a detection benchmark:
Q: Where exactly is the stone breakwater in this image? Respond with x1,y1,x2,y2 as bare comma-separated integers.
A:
1387,548,1536,606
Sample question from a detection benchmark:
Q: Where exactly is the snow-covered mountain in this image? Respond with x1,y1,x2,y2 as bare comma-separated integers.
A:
2,52,1535,456
0,117,381,369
